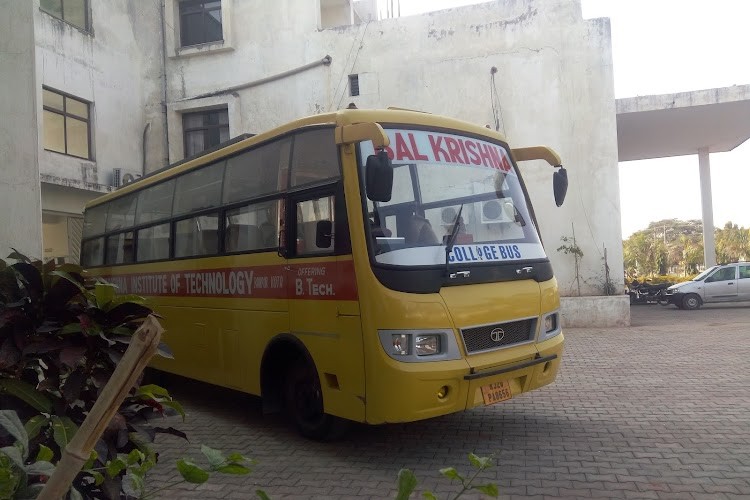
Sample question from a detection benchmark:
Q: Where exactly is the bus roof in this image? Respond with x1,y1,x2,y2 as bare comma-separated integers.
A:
85,108,509,209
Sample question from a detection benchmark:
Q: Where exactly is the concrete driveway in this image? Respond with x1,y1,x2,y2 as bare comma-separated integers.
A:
148,303,750,499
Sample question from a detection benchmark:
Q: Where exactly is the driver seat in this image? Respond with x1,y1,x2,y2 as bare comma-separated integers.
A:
404,214,439,246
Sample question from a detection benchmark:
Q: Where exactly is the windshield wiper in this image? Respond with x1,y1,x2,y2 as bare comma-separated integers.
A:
444,203,464,276
513,204,527,227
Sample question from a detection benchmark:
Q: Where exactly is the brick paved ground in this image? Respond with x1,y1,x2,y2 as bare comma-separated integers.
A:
148,303,750,499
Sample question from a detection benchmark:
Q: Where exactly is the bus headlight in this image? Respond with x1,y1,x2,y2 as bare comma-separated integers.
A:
540,311,561,341
415,335,440,356
379,329,461,362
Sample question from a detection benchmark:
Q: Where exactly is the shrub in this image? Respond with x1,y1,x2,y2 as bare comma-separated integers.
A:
0,252,183,498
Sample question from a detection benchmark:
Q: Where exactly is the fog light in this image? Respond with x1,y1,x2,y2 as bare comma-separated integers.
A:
544,314,557,332
415,335,440,356
437,385,449,399
392,334,409,355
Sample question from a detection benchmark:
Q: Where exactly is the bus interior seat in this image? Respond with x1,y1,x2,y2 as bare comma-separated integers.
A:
201,229,219,254
404,214,439,246
226,224,263,252
259,221,277,247
151,237,169,260
370,219,392,238
123,237,135,263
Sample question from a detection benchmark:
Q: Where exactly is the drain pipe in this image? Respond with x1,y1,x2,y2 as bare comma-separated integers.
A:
158,0,170,165
141,122,151,176
180,55,333,101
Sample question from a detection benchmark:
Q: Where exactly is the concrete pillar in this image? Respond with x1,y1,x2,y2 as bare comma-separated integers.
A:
0,0,43,260
698,148,716,267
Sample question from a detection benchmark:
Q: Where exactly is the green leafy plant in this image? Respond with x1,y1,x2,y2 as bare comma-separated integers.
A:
136,445,255,499
0,252,256,498
0,252,182,498
0,410,56,499
557,224,584,296
396,453,498,499
601,245,616,296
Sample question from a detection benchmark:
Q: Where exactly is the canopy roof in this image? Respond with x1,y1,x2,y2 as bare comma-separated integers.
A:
616,85,750,162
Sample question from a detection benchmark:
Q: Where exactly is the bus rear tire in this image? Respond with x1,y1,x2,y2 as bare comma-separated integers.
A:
284,361,350,441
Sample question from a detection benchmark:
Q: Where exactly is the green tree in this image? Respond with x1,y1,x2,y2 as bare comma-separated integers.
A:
678,234,703,275
624,219,748,278
715,222,750,263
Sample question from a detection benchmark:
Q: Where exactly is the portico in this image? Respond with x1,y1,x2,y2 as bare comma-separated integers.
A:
616,84,750,267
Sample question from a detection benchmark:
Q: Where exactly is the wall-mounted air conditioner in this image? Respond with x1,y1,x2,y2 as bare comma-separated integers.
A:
121,173,141,185
480,198,514,224
112,168,122,188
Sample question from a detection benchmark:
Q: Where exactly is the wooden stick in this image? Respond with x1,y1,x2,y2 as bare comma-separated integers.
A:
38,315,164,499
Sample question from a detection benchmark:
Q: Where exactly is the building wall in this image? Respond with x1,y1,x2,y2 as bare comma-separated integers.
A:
0,0,43,260
164,0,624,296
34,0,166,191
32,0,166,263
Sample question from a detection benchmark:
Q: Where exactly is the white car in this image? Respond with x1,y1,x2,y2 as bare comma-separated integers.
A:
662,262,750,310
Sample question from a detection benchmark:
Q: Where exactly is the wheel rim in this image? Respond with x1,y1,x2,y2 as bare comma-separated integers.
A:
292,376,325,426
686,296,699,308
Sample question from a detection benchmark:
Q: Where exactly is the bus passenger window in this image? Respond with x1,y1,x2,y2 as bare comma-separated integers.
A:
295,196,334,255
106,194,137,232
81,237,104,266
136,180,175,225
136,223,170,262
83,204,108,237
225,200,279,253
223,140,288,204
173,162,224,216
105,232,134,265
290,129,339,187
175,213,219,258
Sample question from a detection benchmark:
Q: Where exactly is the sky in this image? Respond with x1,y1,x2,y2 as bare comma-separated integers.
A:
375,0,750,238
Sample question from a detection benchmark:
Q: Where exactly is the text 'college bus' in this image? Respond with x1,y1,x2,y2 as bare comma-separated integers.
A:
81,108,569,439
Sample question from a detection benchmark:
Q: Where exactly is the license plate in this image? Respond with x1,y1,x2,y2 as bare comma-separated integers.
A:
481,380,512,405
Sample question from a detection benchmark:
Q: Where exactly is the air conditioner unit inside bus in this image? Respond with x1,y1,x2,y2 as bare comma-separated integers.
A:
480,199,514,224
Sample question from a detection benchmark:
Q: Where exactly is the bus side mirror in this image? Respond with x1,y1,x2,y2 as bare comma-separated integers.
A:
553,166,568,207
315,220,333,249
366,150,393,202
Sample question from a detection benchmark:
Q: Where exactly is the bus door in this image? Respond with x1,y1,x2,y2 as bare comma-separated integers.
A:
286,187,366,422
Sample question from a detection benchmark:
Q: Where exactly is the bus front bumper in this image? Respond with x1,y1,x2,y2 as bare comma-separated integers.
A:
367,334,564,424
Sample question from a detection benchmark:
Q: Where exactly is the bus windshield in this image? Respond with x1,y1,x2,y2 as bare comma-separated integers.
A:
359,128,546,267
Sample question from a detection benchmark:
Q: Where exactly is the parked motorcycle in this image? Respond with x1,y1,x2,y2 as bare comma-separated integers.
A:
627,280,674,305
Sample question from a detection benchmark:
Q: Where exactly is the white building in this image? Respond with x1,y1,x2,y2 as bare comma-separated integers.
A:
0,0,628,324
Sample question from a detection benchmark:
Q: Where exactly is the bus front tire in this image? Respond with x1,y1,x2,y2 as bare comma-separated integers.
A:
284,361,349,441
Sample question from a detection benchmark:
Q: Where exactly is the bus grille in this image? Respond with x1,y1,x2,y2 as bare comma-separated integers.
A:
460,319,535,354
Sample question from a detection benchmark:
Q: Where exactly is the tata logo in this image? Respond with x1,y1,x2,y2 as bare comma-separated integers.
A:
490,328,505,342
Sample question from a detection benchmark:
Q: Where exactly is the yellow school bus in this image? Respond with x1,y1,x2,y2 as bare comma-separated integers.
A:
81,108,569,439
